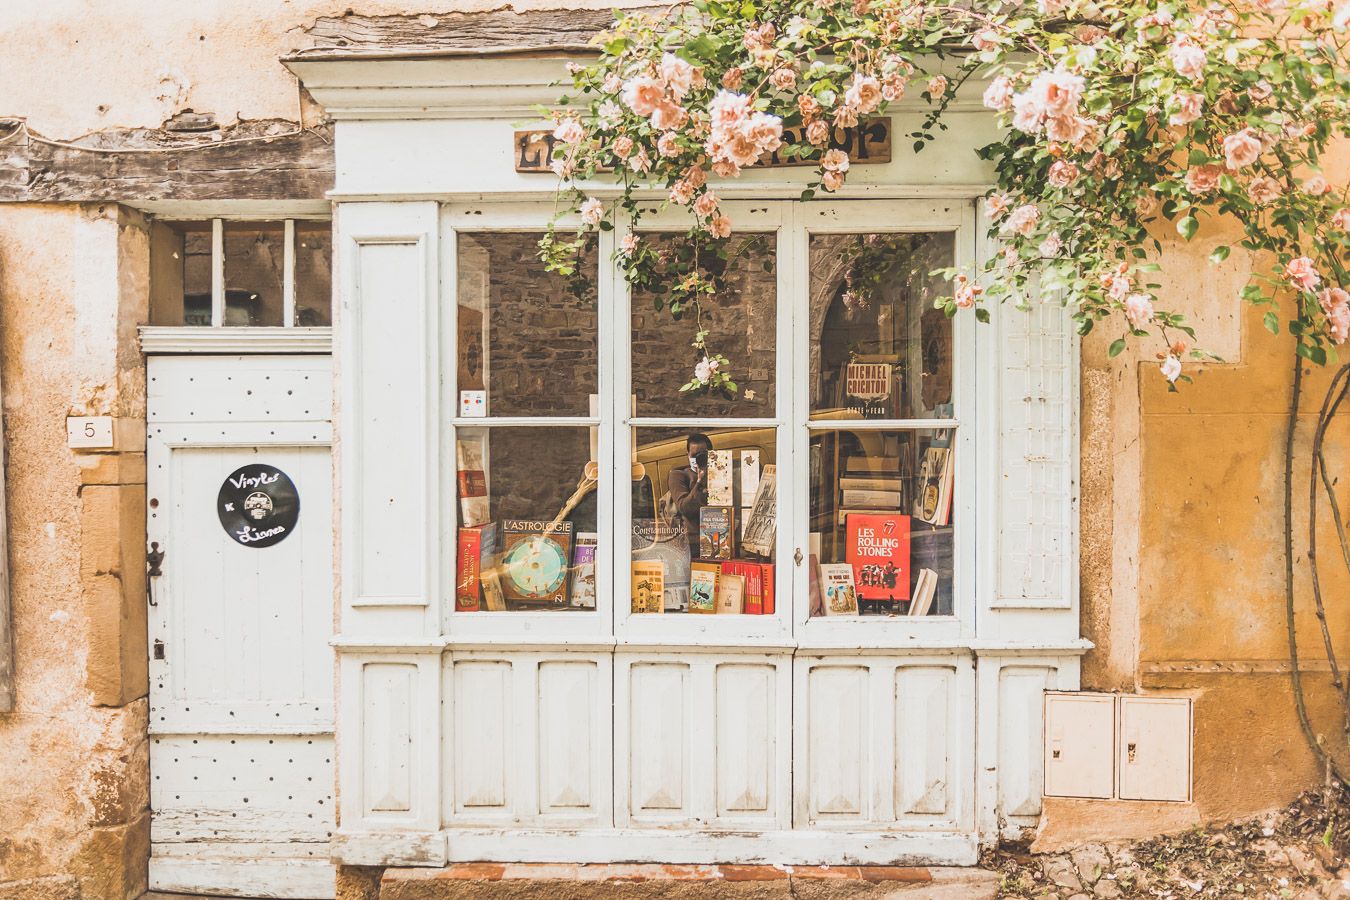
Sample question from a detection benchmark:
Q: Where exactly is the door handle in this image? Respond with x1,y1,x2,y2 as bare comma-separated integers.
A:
146,542,165,607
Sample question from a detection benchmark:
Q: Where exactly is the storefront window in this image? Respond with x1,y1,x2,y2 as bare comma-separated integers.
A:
223,223,285,327
629,426,777,614
453,231,601,613
630,233,776,419
806,231,956,618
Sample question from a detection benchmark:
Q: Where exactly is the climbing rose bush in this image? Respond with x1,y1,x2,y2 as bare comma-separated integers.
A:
540,0,1350,393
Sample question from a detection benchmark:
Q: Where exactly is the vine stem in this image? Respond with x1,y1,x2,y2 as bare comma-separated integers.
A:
1285,348,1349,784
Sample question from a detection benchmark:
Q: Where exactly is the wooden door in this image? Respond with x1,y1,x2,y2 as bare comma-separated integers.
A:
147,355,335,898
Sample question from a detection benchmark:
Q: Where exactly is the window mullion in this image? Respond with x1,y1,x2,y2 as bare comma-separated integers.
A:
210,218,224,328
283,219,297,328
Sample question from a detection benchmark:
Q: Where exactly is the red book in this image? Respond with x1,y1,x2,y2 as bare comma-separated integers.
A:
455,524,496,612
458,470,487,497
762,563,775,615
845,513,911,604
719,561,762,614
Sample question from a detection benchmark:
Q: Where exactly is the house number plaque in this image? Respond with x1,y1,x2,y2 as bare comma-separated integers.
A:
217,464,300,548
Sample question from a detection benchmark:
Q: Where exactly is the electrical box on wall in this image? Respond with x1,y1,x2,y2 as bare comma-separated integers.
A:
1043,693,1192,802
1044,692,1115,799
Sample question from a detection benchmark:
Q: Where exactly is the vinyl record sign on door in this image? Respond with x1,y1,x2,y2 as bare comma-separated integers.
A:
217,464,300,548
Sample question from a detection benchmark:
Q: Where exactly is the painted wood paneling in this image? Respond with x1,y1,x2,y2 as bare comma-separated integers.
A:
997,666,1054,819
895,667,954,817
629,662,690,816
537,660,597,813
714,664,774,817
806,665,869,822
453,660,513,812
363,662,416,814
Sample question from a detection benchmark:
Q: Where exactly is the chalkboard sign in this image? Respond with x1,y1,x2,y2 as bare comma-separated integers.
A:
217,464,300,549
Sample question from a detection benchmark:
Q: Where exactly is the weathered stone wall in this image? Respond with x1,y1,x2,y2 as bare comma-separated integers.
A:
0,204,150,900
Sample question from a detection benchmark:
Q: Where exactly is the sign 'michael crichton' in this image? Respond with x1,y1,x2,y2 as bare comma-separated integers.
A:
514,118,893,173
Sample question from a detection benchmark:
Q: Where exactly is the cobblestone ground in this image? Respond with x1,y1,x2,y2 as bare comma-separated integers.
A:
985,787,1350,899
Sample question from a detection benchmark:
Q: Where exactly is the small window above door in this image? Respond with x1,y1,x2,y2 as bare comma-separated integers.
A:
149,218,332,328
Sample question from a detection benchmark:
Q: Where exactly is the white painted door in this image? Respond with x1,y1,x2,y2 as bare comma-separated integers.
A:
147,355,335,899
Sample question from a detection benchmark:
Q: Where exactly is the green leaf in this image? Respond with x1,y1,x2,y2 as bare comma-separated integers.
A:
1263,311,1279,335
1108,338,1127,358
975,308,991,324
1209,246,1231,263
1177,216,1199,241
1077,318,1095,337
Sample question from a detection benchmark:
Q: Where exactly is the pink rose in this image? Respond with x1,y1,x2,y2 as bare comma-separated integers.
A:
628,147,651,174
953,274,983,308
620,234,639,255
881,74,907,102
1321,288,1350,344
685,166,706,189
1222,128,1263,170
1046,115,1091,145
845,75,883,113
748,113,784,154
669,180,694,205
927,75,949,97
657,133,680,158
1012,91,1046,134
1304,175,1331,196
1284,256,1321,292
1048,160,1079,188
1002,204,1040,236
833,106,859,128
770,67,797,91
1039,70,1086,118
985,192,1011,220
822,170,845,191
806,120,830,146
1102,265,1131,301
1169,92,1204,126
821,148,851,173
1125,292,1155,329
798,94,822,119
709,90,751,130
553,118,585,144
712,160,738,178
1333,209,1350,232
1170,38,1207,81
579,198,604,226
983,76,1015,112
709,215,733,239
1136,194,1160,216
1185,164,1223,194
651,100,688,131
659,53,695,99
623,75,664,117
1039,234,1063,257
612,135,634,159
603,73,623,94
694,191,720,220
1160,355,1182,383
1248,176,1282,205
973,29,999,51
721,68,744,90
1320,286,1349,315
1038,0,1067,14
1248,80,1274,102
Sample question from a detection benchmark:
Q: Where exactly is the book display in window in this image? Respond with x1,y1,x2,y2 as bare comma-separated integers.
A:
706,449,734,506
741,464,777,557
699,506,735,559
456,436,490,528
500,518,574,604
818,563,859,616
845,513,911,612
913,446,954,526
689,562,719,614
631,560,665,614
631,518,691,612
455,524,498,612
715,572,746,614
569,532,598,609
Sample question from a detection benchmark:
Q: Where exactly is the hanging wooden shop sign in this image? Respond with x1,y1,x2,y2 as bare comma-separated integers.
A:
217,464,300,548
514,118,892,173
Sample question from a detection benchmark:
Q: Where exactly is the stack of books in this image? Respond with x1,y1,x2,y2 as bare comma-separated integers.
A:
836,452,903,525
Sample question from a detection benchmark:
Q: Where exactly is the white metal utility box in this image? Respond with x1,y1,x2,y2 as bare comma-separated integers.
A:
1044,693,1192,803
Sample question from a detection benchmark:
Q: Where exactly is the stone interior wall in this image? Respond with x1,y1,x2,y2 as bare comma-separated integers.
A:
0,204,150,900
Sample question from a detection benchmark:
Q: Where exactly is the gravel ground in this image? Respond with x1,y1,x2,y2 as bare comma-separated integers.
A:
985,785,1350,899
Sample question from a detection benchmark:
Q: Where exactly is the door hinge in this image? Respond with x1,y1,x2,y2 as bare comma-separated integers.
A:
146,541,165,607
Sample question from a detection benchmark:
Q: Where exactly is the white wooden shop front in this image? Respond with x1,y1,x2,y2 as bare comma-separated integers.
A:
289,52,1087,869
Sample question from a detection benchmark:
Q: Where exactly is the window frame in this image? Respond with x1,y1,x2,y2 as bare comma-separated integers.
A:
441,198,980,646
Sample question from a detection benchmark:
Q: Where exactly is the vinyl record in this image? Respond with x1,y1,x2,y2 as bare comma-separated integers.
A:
217,464,300,548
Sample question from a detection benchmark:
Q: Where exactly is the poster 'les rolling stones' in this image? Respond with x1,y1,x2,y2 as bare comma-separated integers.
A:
216,464,300,549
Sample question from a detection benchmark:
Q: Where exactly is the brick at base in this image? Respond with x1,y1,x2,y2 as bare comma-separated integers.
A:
372,863,999,900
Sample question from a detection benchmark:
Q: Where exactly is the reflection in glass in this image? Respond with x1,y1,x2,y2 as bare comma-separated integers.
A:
454,426,599,612
294,222,332,326
224,223,285,327
631,233,776,417
809,233,955,420
808,428,953,617
630,426,777,614
148,221,213,326
457,232,598,418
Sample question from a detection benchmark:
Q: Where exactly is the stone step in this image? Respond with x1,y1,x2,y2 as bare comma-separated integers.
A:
378,863,1000,899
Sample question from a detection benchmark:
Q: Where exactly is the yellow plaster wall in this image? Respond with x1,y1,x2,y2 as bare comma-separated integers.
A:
0,204,150,900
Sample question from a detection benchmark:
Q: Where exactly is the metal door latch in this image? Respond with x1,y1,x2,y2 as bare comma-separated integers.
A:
146,542,165,607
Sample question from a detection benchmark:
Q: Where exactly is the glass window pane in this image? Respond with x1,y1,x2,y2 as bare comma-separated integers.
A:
454,426,599,612
223,223,285,327
808,427,954,617
456,232,598,418
149,221,212,326
294,222,332,326
631,233,776,418
808,233,955,420
630,426,777,614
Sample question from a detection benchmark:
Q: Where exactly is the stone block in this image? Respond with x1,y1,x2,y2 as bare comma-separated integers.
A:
80,481,147,706
0,875,80,900
69,810,149,900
